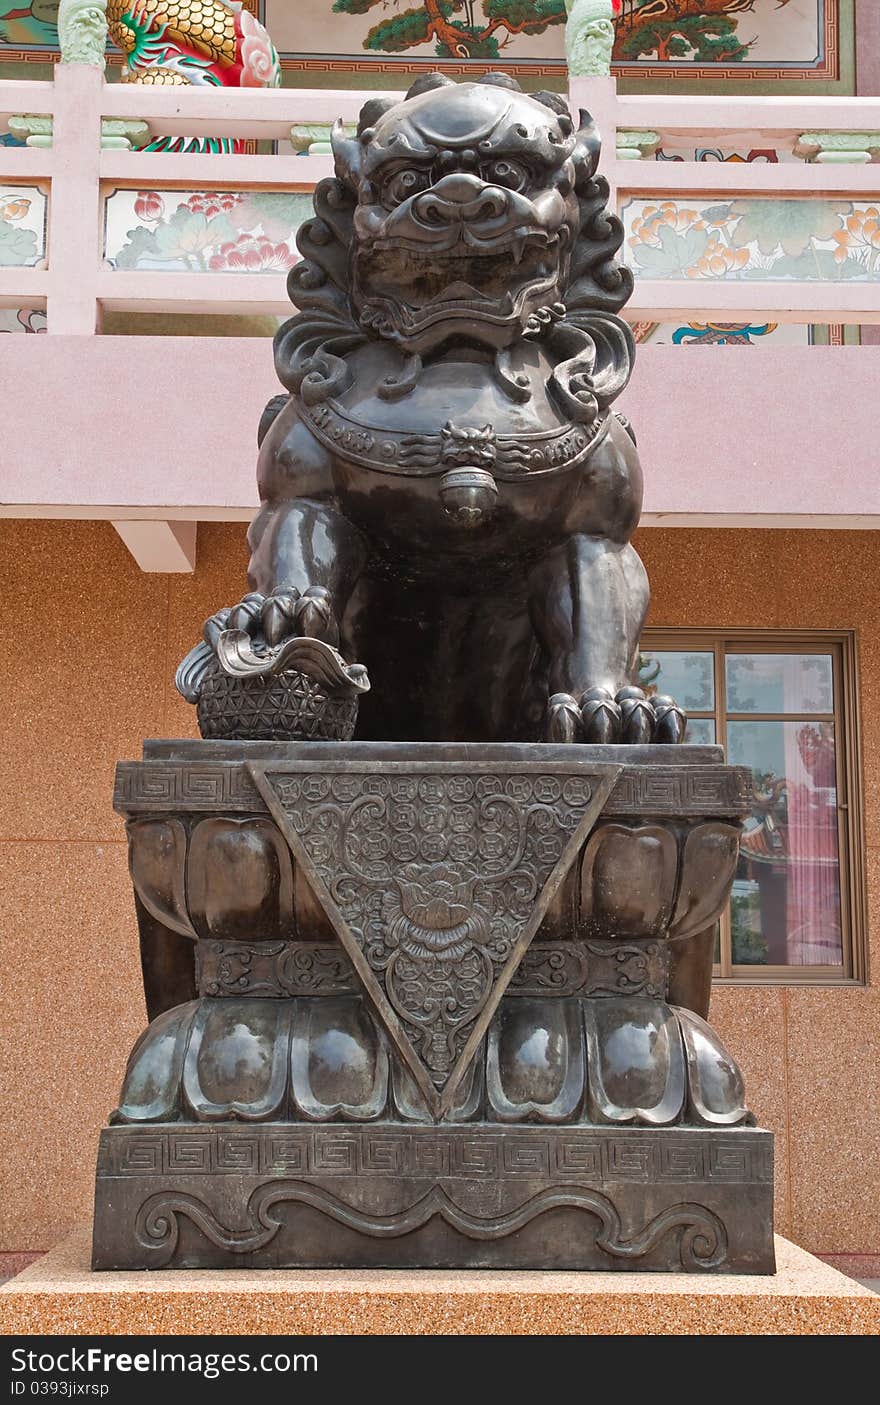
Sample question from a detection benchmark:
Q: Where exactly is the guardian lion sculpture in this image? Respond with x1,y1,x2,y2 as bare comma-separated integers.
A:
178,72,684,746
97,74,776,1278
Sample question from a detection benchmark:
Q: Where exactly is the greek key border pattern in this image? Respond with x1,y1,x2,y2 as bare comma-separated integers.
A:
100,1127,772,1184
115,762,751,818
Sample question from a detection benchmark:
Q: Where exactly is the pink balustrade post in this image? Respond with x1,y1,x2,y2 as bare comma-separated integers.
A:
569,76,619,209
45,65,104,335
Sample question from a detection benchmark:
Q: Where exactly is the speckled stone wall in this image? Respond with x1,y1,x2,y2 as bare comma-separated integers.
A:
1,520,877,1257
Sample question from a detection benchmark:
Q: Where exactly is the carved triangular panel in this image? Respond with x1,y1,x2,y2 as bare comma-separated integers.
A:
250,760,620,1118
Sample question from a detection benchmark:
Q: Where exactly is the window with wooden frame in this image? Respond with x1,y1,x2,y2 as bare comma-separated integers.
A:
639,630,865,984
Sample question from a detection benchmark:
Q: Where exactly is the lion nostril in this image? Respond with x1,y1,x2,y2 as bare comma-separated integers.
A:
476,193,506,220
413,193,456,226
411,174,512,229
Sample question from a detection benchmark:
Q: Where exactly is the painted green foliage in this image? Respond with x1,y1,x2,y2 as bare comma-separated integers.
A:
615,3,748,64
626,198,880,281
614,1,798,64
330,0,787,63
2,0,793,64
331,0,565,60
109,190,312,272
0,222,38,265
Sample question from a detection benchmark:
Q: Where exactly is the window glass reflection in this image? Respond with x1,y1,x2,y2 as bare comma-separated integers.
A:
728,720,843,966
683,717,716,746
639,651,714,711
726,654,833,715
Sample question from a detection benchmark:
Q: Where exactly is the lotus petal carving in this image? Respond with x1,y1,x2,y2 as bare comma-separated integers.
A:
487,998,585,1123
580,822,678,938
671,822,742,940
183,999,293,1121
127,818,194,939
583,998,687,1126
187,818,295,943
114,1001,195,1124
291,996,389,1122
676,1005,751,1126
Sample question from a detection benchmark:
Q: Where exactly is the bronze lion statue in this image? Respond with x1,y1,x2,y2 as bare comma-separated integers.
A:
178,72,684,745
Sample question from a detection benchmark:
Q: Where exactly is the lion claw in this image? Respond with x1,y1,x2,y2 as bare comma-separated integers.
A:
547,693,583,743
580,687,622,744
651,692,687,744
544,684,687,744
292,585,337,644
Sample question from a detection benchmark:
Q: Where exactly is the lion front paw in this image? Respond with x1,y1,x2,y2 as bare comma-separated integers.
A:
547,686,686,745
175,584,366,714
205,585,339,652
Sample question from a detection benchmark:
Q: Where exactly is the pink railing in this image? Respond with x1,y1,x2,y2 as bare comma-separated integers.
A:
2,67,880,332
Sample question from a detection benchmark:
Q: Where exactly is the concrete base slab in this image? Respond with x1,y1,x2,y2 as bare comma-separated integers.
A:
1,1227,877,1335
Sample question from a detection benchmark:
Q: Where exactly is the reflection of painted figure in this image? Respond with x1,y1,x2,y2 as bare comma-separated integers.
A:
738,722,842,966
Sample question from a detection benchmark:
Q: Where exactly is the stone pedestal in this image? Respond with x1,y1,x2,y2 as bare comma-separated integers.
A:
95,741,772,1274
2,1230,877,1336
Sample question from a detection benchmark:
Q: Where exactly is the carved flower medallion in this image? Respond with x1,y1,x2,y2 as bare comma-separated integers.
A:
383,862,490,961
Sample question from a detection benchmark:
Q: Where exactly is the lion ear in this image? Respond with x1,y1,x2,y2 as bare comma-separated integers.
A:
572,109,601,186
357,95,399,130
331,118,362,186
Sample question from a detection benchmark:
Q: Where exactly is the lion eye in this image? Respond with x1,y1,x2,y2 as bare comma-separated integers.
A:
484,159,528,192
384,169,431,206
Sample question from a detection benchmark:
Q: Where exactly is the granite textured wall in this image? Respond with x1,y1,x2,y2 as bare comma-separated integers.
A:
1,520,877,1256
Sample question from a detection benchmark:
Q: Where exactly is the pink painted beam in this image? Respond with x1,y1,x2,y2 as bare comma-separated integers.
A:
614,94,880,134
45,66,103,334
98,151,335,187
626,345,880,524
617,163,878,194
0,149,54,180
0,79,53,122
95,269,289,316
0,268,48,307
112,519,198,572
1,338,879,527
97,83,404,140
627,282,880,323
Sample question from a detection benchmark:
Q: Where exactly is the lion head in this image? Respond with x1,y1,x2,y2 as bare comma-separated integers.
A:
333,74,600,354
275,73,634,422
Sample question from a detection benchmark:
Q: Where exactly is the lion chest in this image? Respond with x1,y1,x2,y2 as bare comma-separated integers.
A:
296,353,614,560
